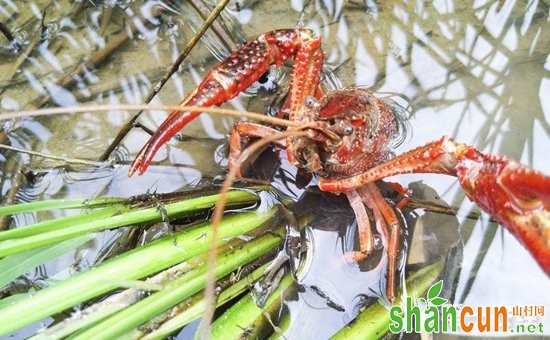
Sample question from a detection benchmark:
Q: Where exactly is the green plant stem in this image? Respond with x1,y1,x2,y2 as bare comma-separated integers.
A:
0,190,258,258
0,205,127,241
209,273,297,339
0,235,94,289
141,261,272,340
73,233,282,339
331,260,445,339
41,259,271,340
0,209,275,336
0,197,126,215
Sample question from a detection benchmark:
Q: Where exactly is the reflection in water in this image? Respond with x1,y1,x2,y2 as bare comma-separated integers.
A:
0,0,549,337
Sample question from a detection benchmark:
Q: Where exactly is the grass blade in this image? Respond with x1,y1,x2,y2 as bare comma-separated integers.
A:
0,208,276,336
330,260,445,339
0,190,259,258
37,261,273,340
0,234,94,289
0,197,126,215
140,261,272,340
209,273,297,339
0,206,127,241
72,232,282,339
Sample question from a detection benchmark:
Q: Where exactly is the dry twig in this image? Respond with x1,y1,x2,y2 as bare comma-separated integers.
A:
99,0,232,161
199,129,310,339
0,104,295,128
0,143,105,167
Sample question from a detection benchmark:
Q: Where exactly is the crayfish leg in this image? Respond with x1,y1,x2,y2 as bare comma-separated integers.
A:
344,189,375,262
344,182,404,304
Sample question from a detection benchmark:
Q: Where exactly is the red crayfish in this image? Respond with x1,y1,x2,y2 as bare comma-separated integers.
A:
129,28,550,302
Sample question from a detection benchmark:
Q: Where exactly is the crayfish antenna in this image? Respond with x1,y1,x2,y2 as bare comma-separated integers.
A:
200,128,310,331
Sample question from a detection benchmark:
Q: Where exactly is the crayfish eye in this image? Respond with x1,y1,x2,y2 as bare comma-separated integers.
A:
305,96,320,108
342,125,354,136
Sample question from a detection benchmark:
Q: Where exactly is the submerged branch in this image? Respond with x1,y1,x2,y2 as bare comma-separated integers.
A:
407,198,490,222
187,0,238,52
0,22,15,43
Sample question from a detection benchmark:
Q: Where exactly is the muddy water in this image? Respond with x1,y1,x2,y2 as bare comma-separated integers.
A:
0,0,549,338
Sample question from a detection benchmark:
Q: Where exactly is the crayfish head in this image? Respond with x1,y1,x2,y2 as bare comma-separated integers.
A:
298,88,401,178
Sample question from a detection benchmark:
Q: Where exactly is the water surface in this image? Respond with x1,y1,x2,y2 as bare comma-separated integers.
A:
0,0,549,337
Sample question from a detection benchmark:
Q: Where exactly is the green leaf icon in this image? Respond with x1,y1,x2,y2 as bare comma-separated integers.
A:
427,280,443,299
418,297,427,304
430,297,448,306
